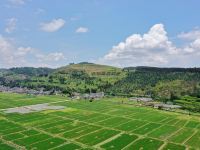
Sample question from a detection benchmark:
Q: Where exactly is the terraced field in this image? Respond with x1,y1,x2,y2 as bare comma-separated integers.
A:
0,93,200,150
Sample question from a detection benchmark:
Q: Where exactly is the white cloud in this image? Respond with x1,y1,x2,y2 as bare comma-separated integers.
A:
8,0,25,5
99,24,200,67
16,47,34,56
0,35,66,68
5,18,17,33
0,35,32,67
178,28,200,40
40,19,65,32
36,52,65,62
76,27,89,33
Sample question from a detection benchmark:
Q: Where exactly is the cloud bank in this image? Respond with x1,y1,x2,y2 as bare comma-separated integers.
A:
99,24,200,67
0,35,66,68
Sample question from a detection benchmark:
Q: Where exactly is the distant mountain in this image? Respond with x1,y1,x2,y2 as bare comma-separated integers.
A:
124,66,200,73
0,67,54,77
10,67,54,76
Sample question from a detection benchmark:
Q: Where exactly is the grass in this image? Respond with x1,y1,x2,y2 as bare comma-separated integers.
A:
185,131,200,148
132,123,161,135
53,143,82,150
14,133,51,146
162,143,186,150
124,138,164,150
0,143,15,150
147,125,179,139
62,125,100,139
100,133,138,150
116,120,148,132
0,93,200,149
76,129,120,146
168,128,195,144
185,120,200,128
27,138,66,150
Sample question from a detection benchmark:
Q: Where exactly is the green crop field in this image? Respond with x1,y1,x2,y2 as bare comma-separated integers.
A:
0,93,200,150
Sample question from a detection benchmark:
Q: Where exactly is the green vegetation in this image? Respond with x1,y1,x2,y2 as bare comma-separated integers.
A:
0,93,200,149
125,138,164,150
162,143,186,150
100,134,138,150
1,63,200,112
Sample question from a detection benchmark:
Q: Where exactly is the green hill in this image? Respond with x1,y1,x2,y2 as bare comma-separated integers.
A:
0,63,125,94
1,63,200,112
57,62,122,75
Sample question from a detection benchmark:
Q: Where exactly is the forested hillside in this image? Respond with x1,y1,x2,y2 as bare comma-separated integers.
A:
108,67,200,98
1,63,200,105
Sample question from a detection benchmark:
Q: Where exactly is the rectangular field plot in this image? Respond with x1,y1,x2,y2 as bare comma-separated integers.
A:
148,125,179,139
47,110,88,119
3,132,26,141
174,119,188,127
53,143,82,150
44,121,87,134
0,126,25,135
134,112,168,123
21,129,40,136
0,142,15,150
185,120,200,128
2,129,40,141
132,123,161,135
24,116,60,126
0,120,25,134
13,133,51,147
96,117,130,127
86,114,112,123
116,120,148,132
168,128,195,144
5,113,50,124
106,109,136,116
36,119,72,129
61,125,100,139
100,133,138,150
162,143,186,150
185,131,200,149
27,137,66,150
165,118,181,125
76,129,120,146
124,137,164,150
159,117,175,124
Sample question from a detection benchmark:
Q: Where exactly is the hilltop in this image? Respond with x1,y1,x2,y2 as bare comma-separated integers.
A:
56,62,122,75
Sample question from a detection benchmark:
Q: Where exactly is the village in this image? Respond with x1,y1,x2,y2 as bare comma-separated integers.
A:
0,86,56,95
0,85,182,112
128,97,182,111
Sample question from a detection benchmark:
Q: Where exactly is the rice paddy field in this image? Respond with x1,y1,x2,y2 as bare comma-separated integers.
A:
0,93,200,150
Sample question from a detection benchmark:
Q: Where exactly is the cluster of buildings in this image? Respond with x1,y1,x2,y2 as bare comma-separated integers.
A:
129,97,153,102
129,97,182,111
72,92,104,100
0,86,56,95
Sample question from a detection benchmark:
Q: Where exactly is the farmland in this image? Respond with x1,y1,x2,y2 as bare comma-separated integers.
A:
0,93,200,150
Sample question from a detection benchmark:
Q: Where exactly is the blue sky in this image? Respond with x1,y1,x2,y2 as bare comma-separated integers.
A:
0,0,200,68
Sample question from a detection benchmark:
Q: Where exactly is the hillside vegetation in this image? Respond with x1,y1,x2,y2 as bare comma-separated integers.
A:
1,63,200,111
